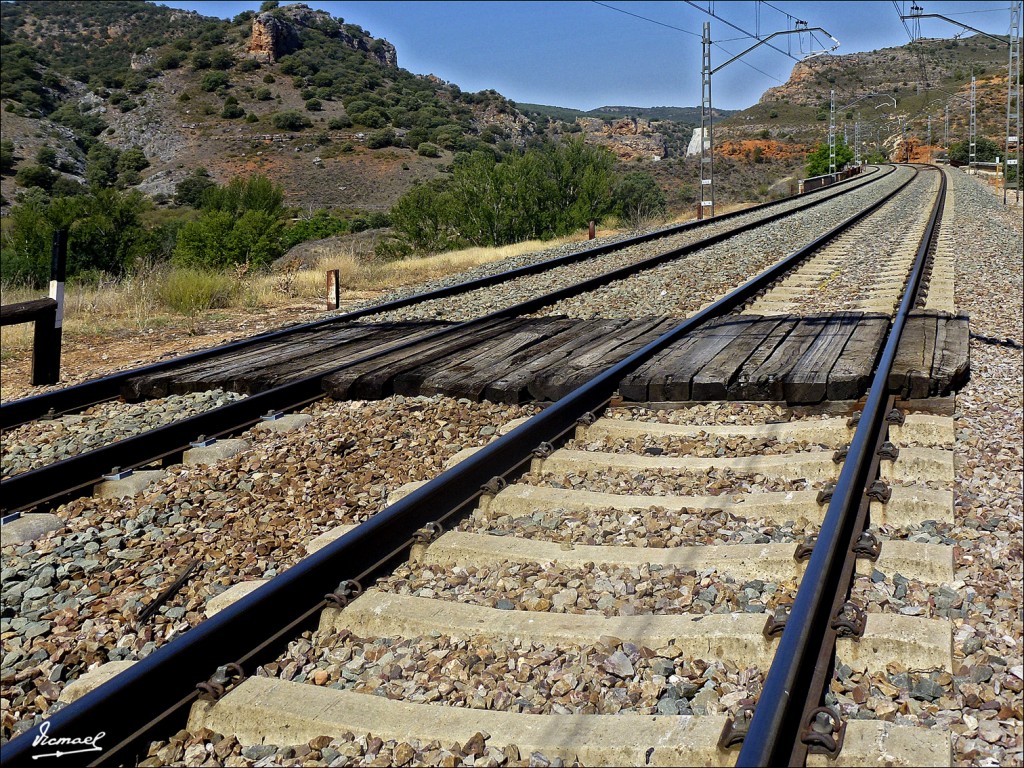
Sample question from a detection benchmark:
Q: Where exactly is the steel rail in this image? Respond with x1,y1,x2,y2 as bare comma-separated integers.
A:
736,165,947,766
0,166,886,429
1,166,922,768
0,166,912,515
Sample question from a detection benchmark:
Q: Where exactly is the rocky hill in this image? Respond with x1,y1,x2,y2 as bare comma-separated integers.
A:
0,1,534,210
0,2,1012,216
716,34,1011,162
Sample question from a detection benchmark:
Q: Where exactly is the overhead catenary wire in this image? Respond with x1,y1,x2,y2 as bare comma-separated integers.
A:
589,1,785,82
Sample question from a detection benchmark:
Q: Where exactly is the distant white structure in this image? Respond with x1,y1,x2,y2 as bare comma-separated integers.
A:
686,127,706,157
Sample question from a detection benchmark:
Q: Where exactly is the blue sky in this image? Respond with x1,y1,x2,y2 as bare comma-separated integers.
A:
152,1,1017,110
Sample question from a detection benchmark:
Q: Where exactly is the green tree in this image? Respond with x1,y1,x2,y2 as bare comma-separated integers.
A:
1,139,17,174
0,188,149,286
805,137,855,176
271,110,312,131
382,139,617,255
948,136,999,164
14,164,56,191
85,143,119,188
200,71,230,92
173,174,285,268
174,167,216,207
613,171,666,228
35,146,58,168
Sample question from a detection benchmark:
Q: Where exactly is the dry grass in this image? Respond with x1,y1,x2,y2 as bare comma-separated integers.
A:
0,231,626,358
246,233,612,304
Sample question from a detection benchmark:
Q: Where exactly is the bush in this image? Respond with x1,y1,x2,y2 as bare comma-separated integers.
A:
263,73,276,84
255,87,273,101
209,49,235,70
271,110,312,131
174,167,216,207
1,140,16,175
173,174,285,268
305,98,323,112
15,164,57,191
36,146,58,168
805,137,855,176
282,209,351,249
417,141,441,158
613,171,666,229
366,128,395,149
383,139,615,255
327,116,352,130
0,188,150,286
948,136,999,164
222,103,245,119
156,267,237,315
200,71,230,92
156,51,186,70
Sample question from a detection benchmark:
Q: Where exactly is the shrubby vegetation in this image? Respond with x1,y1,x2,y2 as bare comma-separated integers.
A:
173,175,285,269
1,187,158,285
381,139,618,257
613,171,666,228
947,136,999,164
805,137,855,176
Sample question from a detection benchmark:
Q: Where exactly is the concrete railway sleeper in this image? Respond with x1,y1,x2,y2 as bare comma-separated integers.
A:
0,167,955,766
0,167,914,516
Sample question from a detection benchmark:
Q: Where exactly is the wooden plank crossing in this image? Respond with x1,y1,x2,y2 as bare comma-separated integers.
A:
124,311,970,405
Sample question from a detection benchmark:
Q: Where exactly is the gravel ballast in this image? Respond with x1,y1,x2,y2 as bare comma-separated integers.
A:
0,395,537,741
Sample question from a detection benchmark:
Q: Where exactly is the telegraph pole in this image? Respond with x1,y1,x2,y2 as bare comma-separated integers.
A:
970,75,977,174
829,90,836,176
1006,1,1020,203
699,22,714,217
927,114,932,162
902,4,1021,201
698,23,838,216
854,114,861,164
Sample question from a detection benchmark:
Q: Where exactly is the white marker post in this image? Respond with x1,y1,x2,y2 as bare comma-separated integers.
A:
326,269,340,311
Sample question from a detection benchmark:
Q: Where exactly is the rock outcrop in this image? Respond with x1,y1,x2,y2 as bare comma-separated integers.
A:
247,4,396,67
575,117,666,161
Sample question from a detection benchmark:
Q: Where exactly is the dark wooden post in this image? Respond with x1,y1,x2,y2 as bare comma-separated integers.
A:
588,220,596,240
38,229,67,385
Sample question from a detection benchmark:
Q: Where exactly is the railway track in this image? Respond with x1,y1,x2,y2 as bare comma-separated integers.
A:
0,165,905,515
0,165,973,767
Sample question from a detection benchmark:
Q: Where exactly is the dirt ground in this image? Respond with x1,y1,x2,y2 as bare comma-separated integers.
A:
0,297,375,403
